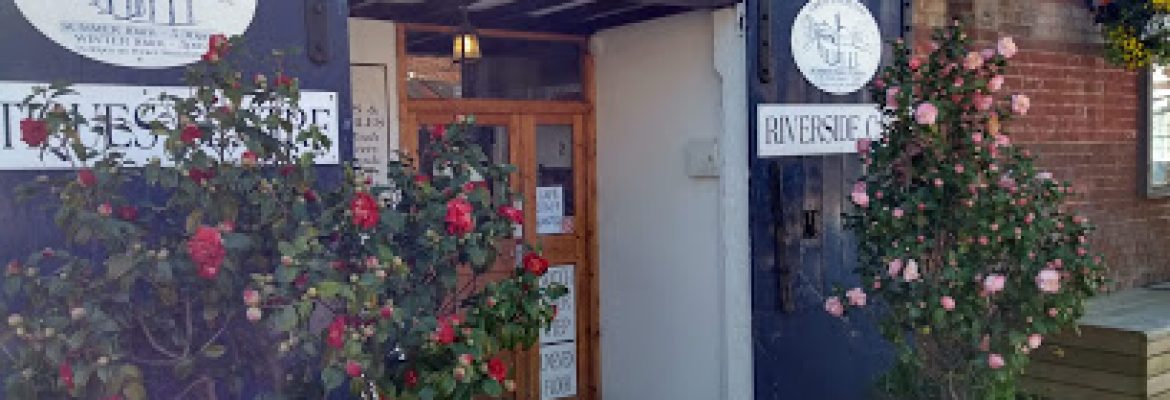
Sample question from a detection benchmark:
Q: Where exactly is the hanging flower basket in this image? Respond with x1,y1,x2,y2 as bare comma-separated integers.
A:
1091,0,1170,68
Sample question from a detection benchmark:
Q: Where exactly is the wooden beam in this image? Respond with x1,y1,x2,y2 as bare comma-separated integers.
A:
400,23,589,43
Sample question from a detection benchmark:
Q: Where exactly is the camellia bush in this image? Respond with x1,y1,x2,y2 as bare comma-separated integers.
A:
825,25,1108,399
0,35,561,400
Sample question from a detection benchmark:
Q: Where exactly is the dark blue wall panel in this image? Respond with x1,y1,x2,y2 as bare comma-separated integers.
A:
748,1,905,398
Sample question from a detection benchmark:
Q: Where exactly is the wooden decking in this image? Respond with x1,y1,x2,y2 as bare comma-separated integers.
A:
1022,284,1170,399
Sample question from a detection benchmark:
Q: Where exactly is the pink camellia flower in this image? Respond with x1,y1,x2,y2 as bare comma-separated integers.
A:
988,75,1005,92
1011,94,1031,115
1036,269,1061,293
971,132,983,144
981,48,996,60
964,52,984,70
846,288,867,307
983,274,1006,294
98,202,113,217
909,57,922,71
888,259,904,277
872,78,886,90
885,87,900,109
995,134,1011,148
346,360,363,378
940,296,956,311
380,305,395,319
893,208,904,218
824,296,844,317
851,181,869,208
915,103,939,125
1048,308,1059,317
974,95,994,111
856,138,872,154
988,353,1006,369
1036,172,1053,181
243,289,260,307
954,164,965,174
980,334,991,352
997,37,1018,59
1025,213,1035,225
903,259,921,281
1028,334,1043,349
245,307,262,322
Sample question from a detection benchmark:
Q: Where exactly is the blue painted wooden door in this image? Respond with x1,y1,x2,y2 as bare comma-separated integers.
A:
0,1,352,398
747,1,905,398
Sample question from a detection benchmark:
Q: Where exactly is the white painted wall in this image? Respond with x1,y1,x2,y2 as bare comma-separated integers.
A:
593,7,750,400
348,18,399,154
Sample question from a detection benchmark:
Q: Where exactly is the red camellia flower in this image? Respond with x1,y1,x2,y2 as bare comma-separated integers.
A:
203,34,229,63
59,361,74,391
117,205,138,222
345,360,363,378
498,205,523,224
430,125,446,139
445,197,475,236
487,357,507,382
189,168,216,185
434,317,456,345
241,151,258,167
20,118,48,147
187,226,226,280
180,124,203,144
303,189,318,202
404,370,419,387
522,252,550,276
327,316,346,349
276,73,295,88
77,169,97,187
279,165,296,177
350,192,380,229
414,175,430,184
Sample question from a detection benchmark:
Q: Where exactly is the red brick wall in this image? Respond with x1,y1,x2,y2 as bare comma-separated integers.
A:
916,0,1170,288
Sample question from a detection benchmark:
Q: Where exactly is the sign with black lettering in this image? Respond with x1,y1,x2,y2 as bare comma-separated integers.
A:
756,103,882,157
15,0,257,69
0,81,339,169
351,64,390,186
539,265,576,399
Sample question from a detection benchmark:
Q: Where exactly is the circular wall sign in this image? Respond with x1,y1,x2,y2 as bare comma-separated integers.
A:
791,0,883,95
16,0,258,69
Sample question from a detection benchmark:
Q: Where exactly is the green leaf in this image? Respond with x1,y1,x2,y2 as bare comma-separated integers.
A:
122,383,147,400
321,367,345,390
106,254,134,279
482,379,502,396
419,387,436,400
202,344,226,359
275,307,297,331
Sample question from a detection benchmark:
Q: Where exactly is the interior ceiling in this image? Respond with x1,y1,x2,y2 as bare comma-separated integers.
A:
349,0,739,35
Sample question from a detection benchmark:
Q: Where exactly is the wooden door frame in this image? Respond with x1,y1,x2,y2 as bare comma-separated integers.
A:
395,24,601,400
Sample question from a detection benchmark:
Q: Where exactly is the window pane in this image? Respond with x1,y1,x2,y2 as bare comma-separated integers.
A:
405,31,583,100
1152,65,1170,193
536,124,574,235
418,123,509,191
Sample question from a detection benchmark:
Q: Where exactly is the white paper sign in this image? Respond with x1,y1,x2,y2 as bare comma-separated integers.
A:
791,0,883,95
16,0,258,69
757,103,883,157
540,265,576,344
540,342,577,399
0,81,340,169
351,65,391,186
536,186,564,235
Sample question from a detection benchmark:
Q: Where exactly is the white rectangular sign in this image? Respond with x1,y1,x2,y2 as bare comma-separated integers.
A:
0,81,340,169
539,265,576,399
540,265,576,344
757,103,883,157
540,342,577,399
536,186,565,235
351,65,391,186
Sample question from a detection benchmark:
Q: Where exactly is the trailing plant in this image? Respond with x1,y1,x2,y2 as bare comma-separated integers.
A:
826,25,1108,399
1091,0,1170,68
0,34,561,400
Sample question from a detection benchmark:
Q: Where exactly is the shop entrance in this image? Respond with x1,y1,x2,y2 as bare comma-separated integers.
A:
395,24,598,400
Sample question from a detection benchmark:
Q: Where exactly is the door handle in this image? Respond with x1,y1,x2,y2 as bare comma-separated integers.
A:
803,209,820,239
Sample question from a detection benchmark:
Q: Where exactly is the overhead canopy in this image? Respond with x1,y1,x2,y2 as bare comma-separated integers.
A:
349,0,739,35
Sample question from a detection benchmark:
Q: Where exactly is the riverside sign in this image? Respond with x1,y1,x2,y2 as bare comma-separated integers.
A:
0,81,340,169
756,103,883,157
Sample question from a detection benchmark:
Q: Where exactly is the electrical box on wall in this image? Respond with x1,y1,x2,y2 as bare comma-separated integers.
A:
686,138,720,178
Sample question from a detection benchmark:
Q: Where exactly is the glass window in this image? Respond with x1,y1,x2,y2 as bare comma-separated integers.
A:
536,124,574,235
1149,65,1170,196
418,123,510,195
405,31,583,101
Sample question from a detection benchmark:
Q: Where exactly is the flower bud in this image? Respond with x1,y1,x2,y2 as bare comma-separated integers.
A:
70,307,86,321
7,314,23,327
